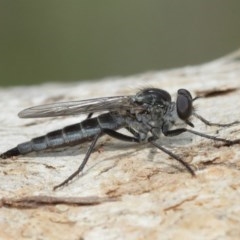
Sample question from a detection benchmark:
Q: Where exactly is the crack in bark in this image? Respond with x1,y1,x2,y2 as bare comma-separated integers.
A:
163,195,197,212
0,195,119,209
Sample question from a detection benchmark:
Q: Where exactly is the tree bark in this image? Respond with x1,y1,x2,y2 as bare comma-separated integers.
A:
0,50,240,240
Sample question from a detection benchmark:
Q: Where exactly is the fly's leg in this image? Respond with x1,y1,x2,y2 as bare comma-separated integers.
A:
104,129,139,142
54,129,139,190
54,131,102,190
105,129,196,176
162,127,239,146
86,113,94,119
125,126,140,139
149,138,195,176
194,112,240,127
157,127,239,174
104,129,196,176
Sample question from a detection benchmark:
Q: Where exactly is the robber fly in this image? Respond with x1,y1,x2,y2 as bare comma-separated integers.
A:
0,88,239,190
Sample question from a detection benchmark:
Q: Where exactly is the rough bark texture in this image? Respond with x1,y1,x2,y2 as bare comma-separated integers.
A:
0,50,240,240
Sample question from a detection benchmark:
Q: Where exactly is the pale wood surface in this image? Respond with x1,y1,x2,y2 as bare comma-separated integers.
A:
0,50,240,240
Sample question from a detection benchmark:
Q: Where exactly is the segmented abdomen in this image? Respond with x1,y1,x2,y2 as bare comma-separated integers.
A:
0,112,125,158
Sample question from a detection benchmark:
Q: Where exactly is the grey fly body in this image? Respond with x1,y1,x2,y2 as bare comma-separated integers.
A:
1,88,239,190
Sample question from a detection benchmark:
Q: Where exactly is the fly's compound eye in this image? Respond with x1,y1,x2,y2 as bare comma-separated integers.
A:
176,89,193,120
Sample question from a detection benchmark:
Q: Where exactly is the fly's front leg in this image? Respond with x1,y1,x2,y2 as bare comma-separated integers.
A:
162,124,239,146
194,112,240,127
163,128,239,146
156,121,239,176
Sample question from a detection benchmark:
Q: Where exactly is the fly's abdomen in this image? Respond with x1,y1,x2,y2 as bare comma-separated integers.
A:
0,113,125,159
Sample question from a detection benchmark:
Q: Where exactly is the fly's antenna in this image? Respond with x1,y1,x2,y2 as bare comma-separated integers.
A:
192,96,200,102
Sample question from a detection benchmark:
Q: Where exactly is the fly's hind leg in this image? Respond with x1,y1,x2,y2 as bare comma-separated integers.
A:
103,129,139,143
53,131,102,190
86,113,94,119
125,126,140,139
54,129,139,190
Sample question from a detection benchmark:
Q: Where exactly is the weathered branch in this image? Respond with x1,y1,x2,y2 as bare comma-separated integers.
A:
0,49,240,239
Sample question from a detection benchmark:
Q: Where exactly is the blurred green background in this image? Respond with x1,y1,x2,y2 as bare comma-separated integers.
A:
1,0,240,86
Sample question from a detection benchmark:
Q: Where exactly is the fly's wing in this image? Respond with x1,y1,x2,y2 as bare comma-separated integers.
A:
18,96,136,118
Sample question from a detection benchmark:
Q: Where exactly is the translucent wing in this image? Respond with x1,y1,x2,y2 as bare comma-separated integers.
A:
18,95,135,118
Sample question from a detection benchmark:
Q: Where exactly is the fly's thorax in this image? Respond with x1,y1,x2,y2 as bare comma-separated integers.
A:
126,113,151,133
124,103,168,140
132,88,171,106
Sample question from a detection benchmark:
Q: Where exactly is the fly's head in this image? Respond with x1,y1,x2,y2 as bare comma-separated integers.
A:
161,89,196,132
176,89,196,127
